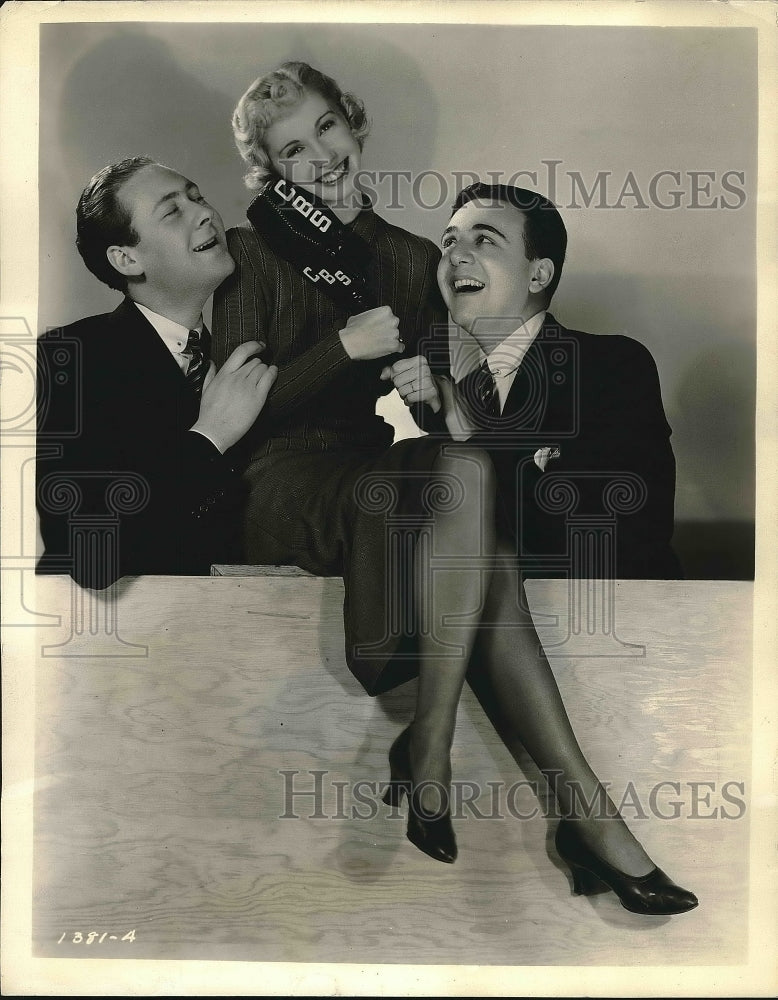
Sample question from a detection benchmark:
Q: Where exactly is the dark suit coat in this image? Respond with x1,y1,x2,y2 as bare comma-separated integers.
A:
36,298,246,589
464,313,681,579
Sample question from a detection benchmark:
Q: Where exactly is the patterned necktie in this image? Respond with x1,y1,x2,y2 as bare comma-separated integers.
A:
184,325,210,397
458,360,500,423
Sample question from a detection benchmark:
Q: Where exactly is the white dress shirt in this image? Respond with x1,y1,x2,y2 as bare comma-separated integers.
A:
135,302,202,375
483,310,546,413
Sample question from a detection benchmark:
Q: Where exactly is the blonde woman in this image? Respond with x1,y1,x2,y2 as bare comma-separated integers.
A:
211,63,697,915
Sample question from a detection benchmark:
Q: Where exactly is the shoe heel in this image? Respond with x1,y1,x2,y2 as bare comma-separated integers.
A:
555,819,697,914
382,780,409,807
383,727,458,864
569,863,609,897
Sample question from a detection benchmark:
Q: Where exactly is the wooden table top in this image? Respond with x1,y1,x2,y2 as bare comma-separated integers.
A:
27,576,754,968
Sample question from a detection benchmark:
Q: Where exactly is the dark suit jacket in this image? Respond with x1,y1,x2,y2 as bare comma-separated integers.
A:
36,299,246,589
465,313,681,579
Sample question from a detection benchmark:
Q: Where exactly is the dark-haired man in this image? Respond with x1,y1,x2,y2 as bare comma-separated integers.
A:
389,183,680,578
37,157,276,589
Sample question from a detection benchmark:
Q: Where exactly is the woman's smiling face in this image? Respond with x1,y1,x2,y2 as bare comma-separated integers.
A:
264,89,362,211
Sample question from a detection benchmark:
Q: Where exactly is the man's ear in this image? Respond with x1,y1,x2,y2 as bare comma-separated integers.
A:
106,245,144,281
529,258,554,295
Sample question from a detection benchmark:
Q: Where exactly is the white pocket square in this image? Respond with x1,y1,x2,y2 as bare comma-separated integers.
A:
534,446,561,471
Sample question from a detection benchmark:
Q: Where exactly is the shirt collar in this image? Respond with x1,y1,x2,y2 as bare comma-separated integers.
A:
135,302,202,356
484,310,546,378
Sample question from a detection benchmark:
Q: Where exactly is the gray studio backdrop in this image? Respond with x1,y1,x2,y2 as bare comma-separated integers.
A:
38,22,757,578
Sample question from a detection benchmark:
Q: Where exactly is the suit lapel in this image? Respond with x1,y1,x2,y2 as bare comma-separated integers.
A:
501,313,579,442
107,299,201,430
502,314,552,433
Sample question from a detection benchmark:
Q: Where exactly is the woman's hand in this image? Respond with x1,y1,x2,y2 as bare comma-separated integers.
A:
380,356,442,414
339,306,405,360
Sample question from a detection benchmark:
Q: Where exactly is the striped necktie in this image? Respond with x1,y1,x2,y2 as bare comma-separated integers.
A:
458,360,500,423
184,325,210,396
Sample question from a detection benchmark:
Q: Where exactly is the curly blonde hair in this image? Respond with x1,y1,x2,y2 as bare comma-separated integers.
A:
232,61,371,190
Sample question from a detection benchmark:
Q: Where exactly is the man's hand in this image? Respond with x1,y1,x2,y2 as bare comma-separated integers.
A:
380,355,441,413
191,340,277,452
339,306,404,361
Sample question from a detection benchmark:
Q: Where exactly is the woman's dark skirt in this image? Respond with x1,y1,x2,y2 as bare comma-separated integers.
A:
242,436,451,695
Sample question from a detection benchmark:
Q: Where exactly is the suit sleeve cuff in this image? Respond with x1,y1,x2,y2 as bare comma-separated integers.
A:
189,427,225,454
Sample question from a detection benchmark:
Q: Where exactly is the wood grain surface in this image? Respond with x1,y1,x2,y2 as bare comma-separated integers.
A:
32,576,751,965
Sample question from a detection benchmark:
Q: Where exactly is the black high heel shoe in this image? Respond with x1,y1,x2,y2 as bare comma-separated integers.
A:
555,819,698,915
382,726,458,864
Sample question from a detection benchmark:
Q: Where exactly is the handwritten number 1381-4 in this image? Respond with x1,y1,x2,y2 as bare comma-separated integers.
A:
58,929,136,944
